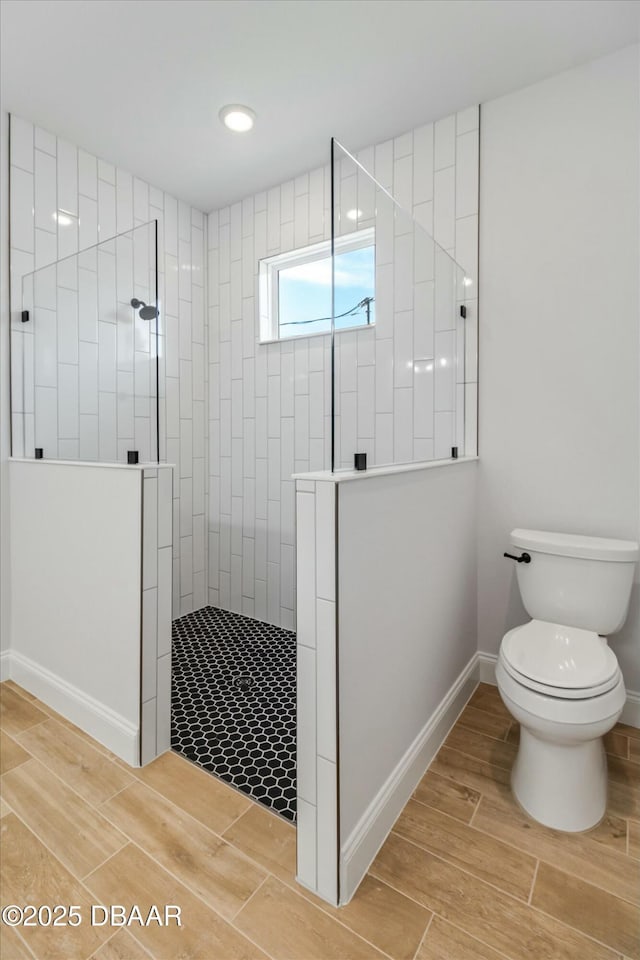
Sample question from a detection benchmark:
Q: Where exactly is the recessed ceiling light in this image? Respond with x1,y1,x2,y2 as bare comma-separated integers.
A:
346,208,363,221
219,104,256,133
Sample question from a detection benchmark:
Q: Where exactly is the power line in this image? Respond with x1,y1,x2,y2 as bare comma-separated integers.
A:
280,296,374,327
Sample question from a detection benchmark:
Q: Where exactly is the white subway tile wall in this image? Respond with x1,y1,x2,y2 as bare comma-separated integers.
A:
9,116,208,617
208,109,479,626
295,478,338,903
140,464,174,764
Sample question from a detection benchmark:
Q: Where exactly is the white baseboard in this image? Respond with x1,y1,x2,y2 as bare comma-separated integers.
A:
339,647,640,905
339,651,482,905
0,649,10,682
477,650,640,727
478,651,498,684
620,691,640,727
5,650,139,765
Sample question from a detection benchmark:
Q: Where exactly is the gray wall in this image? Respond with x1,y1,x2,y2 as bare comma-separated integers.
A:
338,461,478,842
477,45,640,690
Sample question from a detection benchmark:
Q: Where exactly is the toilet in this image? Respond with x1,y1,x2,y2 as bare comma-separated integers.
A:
496,528,638,832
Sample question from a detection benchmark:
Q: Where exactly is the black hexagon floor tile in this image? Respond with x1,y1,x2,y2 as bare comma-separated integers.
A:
171,605,297,822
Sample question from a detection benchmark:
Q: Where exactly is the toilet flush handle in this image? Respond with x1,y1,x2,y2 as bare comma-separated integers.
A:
504,551,531,563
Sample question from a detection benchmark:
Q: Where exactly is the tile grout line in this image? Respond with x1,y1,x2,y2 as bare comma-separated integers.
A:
1,801,122,939
2,683,121,759
406,769,639,906
437,741,514,776
390,820,535,904
9,925,37,960
527,859,540,905
366,870,515,960
433,914,515,960
3,716,51,739
409,789,480,823
229,873,270,922
87,749,329,942
275,873,397,960
10,716,53,750
108,755,256,833
410,910,433,960
13,717,134,785
467,793,481,827
3,756,132,882
2,750,133,851
95,781,275,882
82,834,276,960
384,825,626,918
528,897,639,959
220,801,257,837
87,931,116,960
626,819,629,857
370,853,634,960
456,717,512,744
100,779,137,806
378,830,639,958
96,794,396,960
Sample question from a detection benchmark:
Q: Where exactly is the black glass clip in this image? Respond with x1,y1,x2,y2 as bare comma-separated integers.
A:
354,452,367,471
460,305,467,319
21,310,29,323
34,448,43,459
451,446,458,459
127,450,139,465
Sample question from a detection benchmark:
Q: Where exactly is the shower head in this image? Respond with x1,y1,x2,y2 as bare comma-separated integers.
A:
130,297,158,320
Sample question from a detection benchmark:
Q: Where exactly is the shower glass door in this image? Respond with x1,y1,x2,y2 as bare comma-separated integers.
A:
13,220,159,463
330,141,469,471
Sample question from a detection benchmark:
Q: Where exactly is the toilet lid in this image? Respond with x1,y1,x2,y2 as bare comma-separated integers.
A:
501,621,619,692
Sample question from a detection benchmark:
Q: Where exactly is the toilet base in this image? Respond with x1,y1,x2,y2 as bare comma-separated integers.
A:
511,726,607,832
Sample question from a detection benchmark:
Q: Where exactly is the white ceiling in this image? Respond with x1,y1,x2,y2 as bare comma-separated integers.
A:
1,0,638,211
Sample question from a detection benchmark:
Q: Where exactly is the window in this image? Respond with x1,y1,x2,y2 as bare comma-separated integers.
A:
259,229,375,342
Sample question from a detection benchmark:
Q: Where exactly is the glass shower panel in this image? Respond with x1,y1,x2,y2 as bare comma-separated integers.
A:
16,221,158,463
331,141,468,471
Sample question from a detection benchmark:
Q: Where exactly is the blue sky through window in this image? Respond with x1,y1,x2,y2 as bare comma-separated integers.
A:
278,245,375,337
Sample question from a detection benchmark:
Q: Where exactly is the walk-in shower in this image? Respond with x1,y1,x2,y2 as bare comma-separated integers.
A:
8,119,475,833
174,136,473,825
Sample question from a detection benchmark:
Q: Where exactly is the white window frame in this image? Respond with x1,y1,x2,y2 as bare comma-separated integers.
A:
258,228,375,343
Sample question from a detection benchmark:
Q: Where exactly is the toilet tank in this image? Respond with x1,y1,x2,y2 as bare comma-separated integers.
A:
510,529,639,635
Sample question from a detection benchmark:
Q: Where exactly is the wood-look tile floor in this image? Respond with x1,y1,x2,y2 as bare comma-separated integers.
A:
1,679,638,960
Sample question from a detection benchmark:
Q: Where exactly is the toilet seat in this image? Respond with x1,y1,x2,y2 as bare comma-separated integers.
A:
500,620,620,700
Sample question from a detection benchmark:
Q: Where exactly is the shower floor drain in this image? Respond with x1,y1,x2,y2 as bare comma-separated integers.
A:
235,675,253,692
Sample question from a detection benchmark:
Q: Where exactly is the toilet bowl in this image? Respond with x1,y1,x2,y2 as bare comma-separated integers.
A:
497,622,625,831
496,529,638,832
